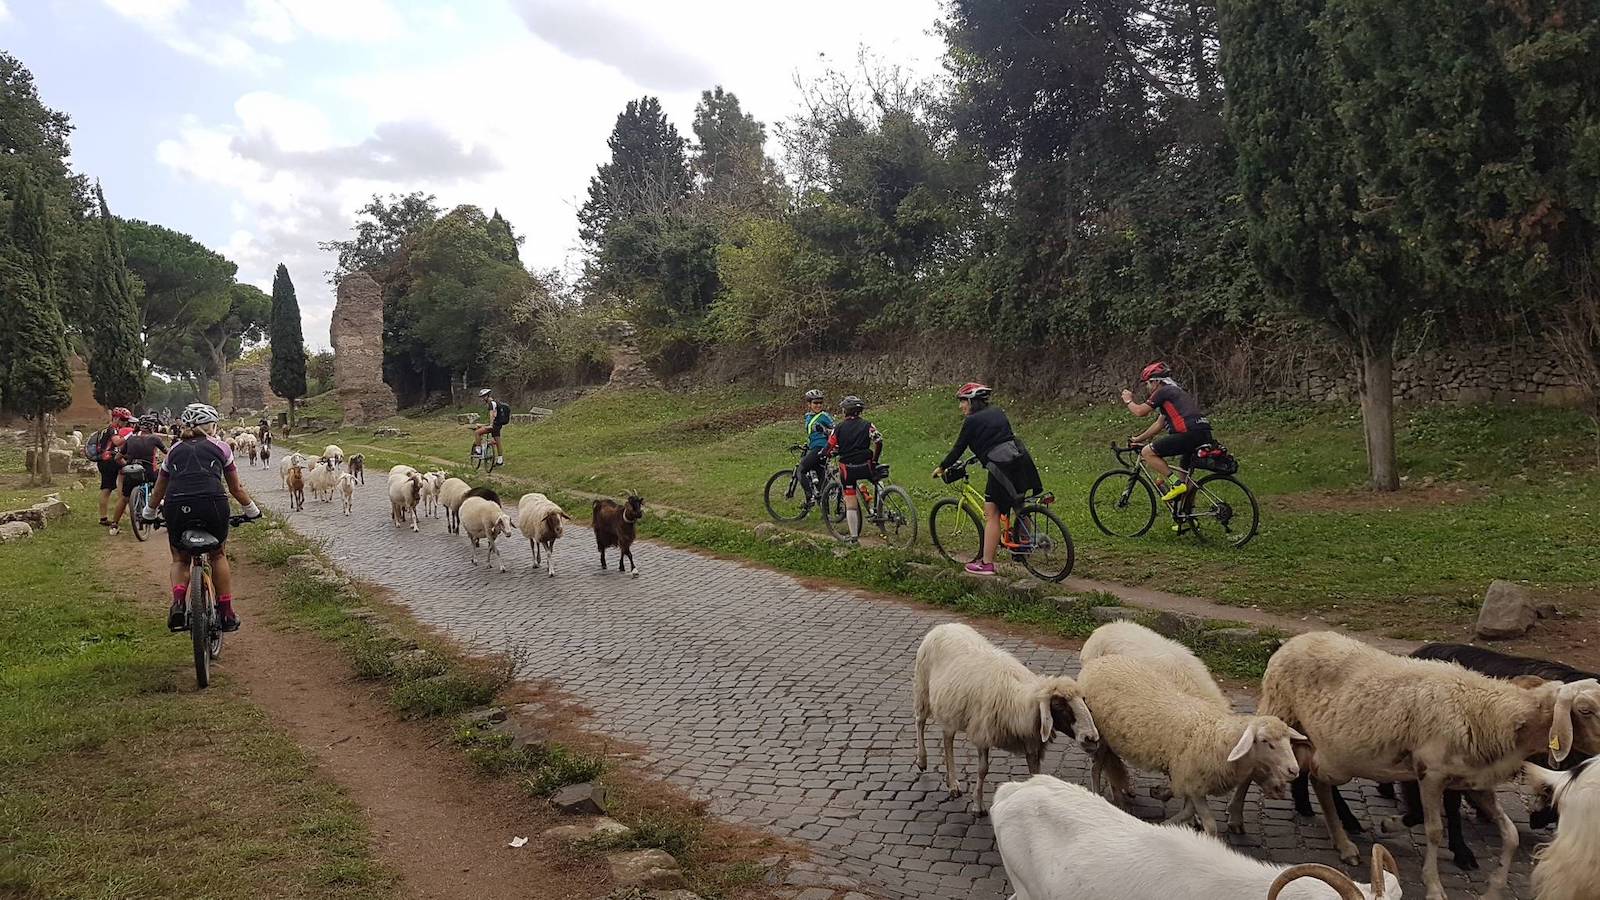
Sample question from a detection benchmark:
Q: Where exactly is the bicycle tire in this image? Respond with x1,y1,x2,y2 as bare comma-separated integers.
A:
821,482,851,542
1016,504,1075,582
189,562,210,689
929,497,983,565
820,474,846,525
1191,474,1260,549
763,468,812,522
1088,469,1157,538
872,485,918,549
130,485,148,542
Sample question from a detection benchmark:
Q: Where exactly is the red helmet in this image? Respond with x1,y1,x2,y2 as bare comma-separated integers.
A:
956,382,992,401
110,407,133,422
1139,362,1171,382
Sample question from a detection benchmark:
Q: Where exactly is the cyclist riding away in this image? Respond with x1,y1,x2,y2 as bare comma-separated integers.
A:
93,407,135,527
932,383,1043,575
799,389,833,501
1122,361,1214,503
142,403,261,633
826,395,882,543
108,414,167,536
472,388,510,465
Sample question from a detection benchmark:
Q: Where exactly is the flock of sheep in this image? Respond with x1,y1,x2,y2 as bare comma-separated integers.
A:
914,620,1598,900
274,444,645,578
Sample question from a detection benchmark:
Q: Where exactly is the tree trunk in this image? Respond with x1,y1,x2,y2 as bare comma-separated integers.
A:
32,414,53,487
1357,336,1399,491
195,371,212,408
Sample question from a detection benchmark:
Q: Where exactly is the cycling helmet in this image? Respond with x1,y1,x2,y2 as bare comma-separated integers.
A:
478,388,493,397
1140,361,1171,382
840,395,865,414
179,403,220,428
138,413,159,429
110,406,133,422
955,382,992,401
803,389,824,402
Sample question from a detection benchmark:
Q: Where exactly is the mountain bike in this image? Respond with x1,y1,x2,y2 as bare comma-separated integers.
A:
122,464,154,542
820,463,918,548
1088,444,1259,548
470,428,500,474
928,458,1074,582
763,444,844,525
152,513,256,689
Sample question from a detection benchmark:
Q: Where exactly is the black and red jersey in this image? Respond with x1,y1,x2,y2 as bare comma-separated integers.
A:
828,416,882,465
1147,380,1209,434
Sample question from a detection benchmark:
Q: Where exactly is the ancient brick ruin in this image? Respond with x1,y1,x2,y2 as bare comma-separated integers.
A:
331,273,397,425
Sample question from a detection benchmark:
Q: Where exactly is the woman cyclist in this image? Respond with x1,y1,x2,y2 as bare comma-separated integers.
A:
932,383,1042,575
142,403,261,633
108,414,167,536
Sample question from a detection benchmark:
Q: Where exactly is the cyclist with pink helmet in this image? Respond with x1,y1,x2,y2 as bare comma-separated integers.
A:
933,382,1042,575
1122,361,1213,503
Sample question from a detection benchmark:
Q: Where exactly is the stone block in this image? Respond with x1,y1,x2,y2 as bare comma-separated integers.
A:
605,849,684,890
1476,580,1538,639
1090,606,1136,624
1151,610,1204,638
550,781,607,815
542,816,632,842
24,448,74,474
0,521,34,543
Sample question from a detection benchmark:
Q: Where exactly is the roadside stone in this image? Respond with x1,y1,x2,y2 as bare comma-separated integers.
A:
605,849,685,890
754,523,779,542
1007,578,1050,603
550,781,607,815
904,561,945,581
1476,580,1538,639
1051,596,1086,617
542,816,631,842
32,496,68,522
1151,610,1204,638
1206,627,1272,654
489,718,548,751
0,521,34,542
462,706,508,725
1091,606,1136,624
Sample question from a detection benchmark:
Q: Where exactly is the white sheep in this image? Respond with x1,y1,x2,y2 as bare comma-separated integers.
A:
419,471,446,518
913,622,1098,814
1078,654,1303,836
322,444,344,465
992,774,1401,900
1081,620,1228,708
458,496,513,572
387,469,422,533
388,464,418,480
1521,758,1599,900
1249,630,1600,900
338,472,356,516
516,492,571,576
306,457,340,504
438,477,471,534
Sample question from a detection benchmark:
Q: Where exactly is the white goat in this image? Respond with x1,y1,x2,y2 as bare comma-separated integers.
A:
1248,630,1600,900
1079,654,1303,835
279,451,305,489
305,457,340,504
1081,620,1228,708
322,444,344,465
386,469,422,533
338,472,356,515
516,492,571,576
1521,758,1600,900
438,477,471,534
993,774,1400,900
459,496,513,572
912,622,1098,814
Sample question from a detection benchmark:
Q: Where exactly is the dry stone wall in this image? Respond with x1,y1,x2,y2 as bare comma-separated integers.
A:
331,273,397,425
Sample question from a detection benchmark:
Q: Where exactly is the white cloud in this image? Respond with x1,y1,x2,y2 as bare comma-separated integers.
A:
0,1,12,24
244,0,405,44
102,0,188,24
102,0,281,72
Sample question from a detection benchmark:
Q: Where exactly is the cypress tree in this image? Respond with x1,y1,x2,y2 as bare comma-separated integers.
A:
268,263,307,426
487,209,519,263
3,169,73,484
85,183,145,409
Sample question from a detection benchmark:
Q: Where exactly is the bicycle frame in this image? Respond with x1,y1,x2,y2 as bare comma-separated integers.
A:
942,459,1044,547
1111,445,1224,524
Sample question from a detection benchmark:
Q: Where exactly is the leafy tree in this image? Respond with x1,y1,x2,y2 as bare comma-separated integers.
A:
318,191,442,283
690,87,785,221
710,217,836,352
486,209,520,263
201,283,271,391
2,170,73,484
306,348,336,395
268,264,307,424
120,218,237,389
578,97,692,250
84,184,145,409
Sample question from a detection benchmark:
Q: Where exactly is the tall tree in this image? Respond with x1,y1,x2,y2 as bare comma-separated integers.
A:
486,209,520,263
318,191,442,284
84,183,145,409
578,96,692,250
201,283,272,394
120,218,237,394
690,87,785,220
268,264,307,426
2,170,73,484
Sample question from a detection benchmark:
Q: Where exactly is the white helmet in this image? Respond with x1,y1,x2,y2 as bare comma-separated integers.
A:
478,388,493,398
180,402,220,428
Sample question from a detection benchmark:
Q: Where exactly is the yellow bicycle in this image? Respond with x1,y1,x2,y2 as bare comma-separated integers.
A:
928,457,1074,581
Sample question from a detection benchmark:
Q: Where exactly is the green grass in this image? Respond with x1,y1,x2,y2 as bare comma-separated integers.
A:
0,513,393,900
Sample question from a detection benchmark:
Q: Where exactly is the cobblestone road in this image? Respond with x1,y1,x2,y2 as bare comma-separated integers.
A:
245,464,1538,899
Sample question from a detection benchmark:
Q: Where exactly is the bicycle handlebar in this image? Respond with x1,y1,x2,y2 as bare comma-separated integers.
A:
149,513,260,529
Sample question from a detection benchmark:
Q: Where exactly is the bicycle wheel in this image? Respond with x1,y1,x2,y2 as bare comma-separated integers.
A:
1016,504,1075,582
763,468,811,522
871,485,918,549
188,562,210,689
1190,474,1260,548
129,485,148,542
821,482,851,542
929,498,983,565
1088,469,1157,538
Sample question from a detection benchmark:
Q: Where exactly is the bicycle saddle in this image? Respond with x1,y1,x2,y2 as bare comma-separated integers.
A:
180,530,222,554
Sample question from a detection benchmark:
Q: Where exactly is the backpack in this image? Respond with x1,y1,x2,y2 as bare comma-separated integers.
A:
492,402,511,427
1193,443,1239,475
83,432,101,461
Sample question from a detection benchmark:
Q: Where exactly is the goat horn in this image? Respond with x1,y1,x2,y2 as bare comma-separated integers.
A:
1267,864,1364,900
1369,844,1398,898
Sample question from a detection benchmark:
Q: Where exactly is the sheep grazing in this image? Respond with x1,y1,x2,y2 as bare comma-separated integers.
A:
516,492,571,576
347,453,364,484
1522,757,1599,900
1248,630,1600,900
1081,620,1228,708
284,461,306,511
592,492,644,576
458,496,513,572
1078,654,1303,836
419,471,446,518
387,469,422,533
306,457,340,504
438,477,471,534
992,774,1401,900
322,444,344,465
338,472,356,516
912,622,1098,815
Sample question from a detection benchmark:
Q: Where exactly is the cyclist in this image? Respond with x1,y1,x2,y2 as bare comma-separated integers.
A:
1122,361,1213,503
472,388,510,465
108,414,167,536
826,395,882,543
932,383,1042,576
141,403,261,633
93,407,135,527
799,389,833,501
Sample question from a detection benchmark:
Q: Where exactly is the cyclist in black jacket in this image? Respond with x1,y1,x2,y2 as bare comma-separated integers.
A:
826,395,882,543
933,382,1042,575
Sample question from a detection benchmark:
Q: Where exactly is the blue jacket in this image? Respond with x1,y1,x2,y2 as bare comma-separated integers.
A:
805,411,834,450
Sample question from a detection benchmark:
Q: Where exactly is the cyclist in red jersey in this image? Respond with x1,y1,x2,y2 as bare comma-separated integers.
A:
1122,361,1214,503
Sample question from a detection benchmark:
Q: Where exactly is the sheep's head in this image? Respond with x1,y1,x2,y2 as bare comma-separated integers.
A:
1039,677,1098,749
1229,715,1305,799
496,514,514,537
1549,679,1600,764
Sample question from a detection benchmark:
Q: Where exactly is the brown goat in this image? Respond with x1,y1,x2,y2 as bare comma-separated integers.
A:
285,464,306,511
348,453,365,484
592,492,643,576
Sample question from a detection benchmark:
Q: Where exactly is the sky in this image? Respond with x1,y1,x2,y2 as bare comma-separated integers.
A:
0,0,947,349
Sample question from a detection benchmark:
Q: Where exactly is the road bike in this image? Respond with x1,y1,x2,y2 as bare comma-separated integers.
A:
469,428,501,474
152,512,256,689
820,463,918,549
928,458,1074,581
122,463,154,542
1088,443,1259,548
763,444,844,525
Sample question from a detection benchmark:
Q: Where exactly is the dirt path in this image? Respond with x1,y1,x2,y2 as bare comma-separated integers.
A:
130,534,599,900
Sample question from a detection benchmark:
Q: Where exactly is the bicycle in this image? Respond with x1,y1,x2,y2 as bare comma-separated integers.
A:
763,444,844,525
928,458,1074,581
1088,443,1259,548
122,463,154,542
151,512,256,689
469,428,500,474
820,462,918,549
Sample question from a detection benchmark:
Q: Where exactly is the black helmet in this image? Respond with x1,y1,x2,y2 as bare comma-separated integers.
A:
840,395,865,414
804,389,824,402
